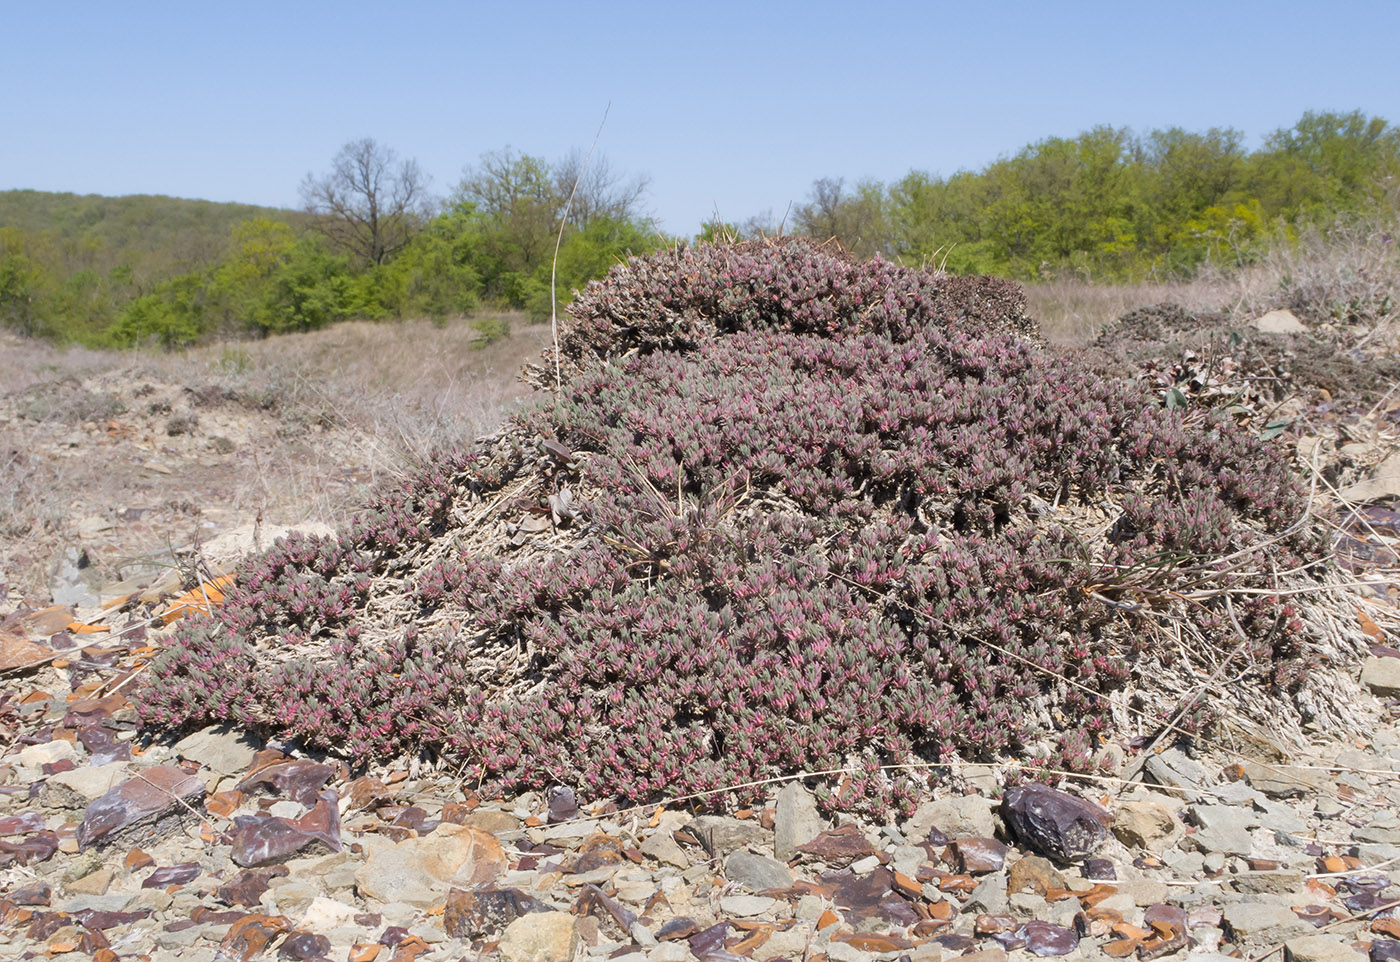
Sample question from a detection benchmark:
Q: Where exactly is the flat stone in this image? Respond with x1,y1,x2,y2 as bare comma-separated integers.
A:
354,823,507,907
1222,902,1308,944
173,726,261,777
951,837,1009,874
443,886,552,939
1254,309,1307,334
640,830,690,868
798,823,877,864
43,762,130,808
1362,656,1400,697
237,759,333,806
689,816,770,859
904,794,996,842
51,545,102,607
1255,798,1309,836
460,810,522,836
1143,747,1209,792
719,895,777,917
724,850,793,892
963,873,1009,915
1239,761,1330,798
297,895,358,930
1001,784,1110,862
1112,799,1180,852
18,739,79,771
1284,935,1366,962
1353,817,1400,845
774,782,826,861
77,765,205,849
1008,855,1066,896
230,791,340,866
1187,803,1259,855
498,910,578,962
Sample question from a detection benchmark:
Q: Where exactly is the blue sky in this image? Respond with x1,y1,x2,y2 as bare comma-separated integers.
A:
4,0,1397,235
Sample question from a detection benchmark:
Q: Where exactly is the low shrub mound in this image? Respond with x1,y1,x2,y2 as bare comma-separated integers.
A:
138,239,1367,814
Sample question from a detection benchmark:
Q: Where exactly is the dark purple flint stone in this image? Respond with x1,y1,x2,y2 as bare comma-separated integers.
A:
547,785,578,823
1371,940,1400,962
1,831,60,867
1083,857,1117,880
951,837,1009,874
688,922,731,958
216,866,289,907
142,862,201,888
278,931,331,960
1001,784,1110,862
1018,920,1080,956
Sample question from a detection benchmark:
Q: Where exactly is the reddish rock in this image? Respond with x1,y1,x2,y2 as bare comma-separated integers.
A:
9,881,50,906
344,776,392,811
1018,920,1079,956
1009,854,1067,894
230,791,340,867
656,918,700,940
0,831,59,867
237,759,333,806
216,913,291,962
216,866,290,907
951,837,1009,874
76,765,205,849
1001,784,1110,862
124,847,155,870
0,813,45,836
834,932,913,952
141,862,200,888
797,823,877,863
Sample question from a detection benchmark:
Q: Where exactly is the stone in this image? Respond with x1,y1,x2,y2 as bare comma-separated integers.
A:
354,823,507,907
18,738,79,771
51,545,102,607
0,629,51,672
639,831,689,868
65,866,114,895
904,794,996,841
1361,656,1400,697
43,762,130,807
1254,309,1307,334
1112,800,1180,852
1255,798,1309,836
443,886,551,939
238,760,334,806
297,895,358,929
1001,784,1110,862
173,726,261,776
1221,902,1308,944
1018,920,1078,956
230,791,341,866
1188,803,1259,855
460,809,521,835
774,782,825,861
951,837,1009,874
1238,761,1329,798
76,765,205,849
1142,748,1208,792
688,815,770,859
498,911,578,962
720,895,777,916
1008,855,1066,895
218,913,292,962
1284,935,1365,962
278,931,332,960
141,862,200,888
797,823,876,863
963,873,1009,915
724,850,793,892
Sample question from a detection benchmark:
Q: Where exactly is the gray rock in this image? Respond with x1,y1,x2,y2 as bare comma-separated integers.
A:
1315,796,1344,819
1284,935,1366,962
639,831,689,869
1188,804,1259,855
1232,870,1305,894
1143,747,1209,792
724,850,793,892
1239,761,1330,798
1214,781,1264,806
963,873,1009,915
719,895,776,917
1352,815,1400,845
1362,656,1400,697
1340,453,1400,504
1222,902,1308,944
904,793,996,841
1255,799,1309,836
50,545,102,607
690,816,770,859
42,762,130,808
173,726,261,777
774,782,825,861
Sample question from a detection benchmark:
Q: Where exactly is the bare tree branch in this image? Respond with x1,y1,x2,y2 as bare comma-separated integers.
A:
300,138,432,265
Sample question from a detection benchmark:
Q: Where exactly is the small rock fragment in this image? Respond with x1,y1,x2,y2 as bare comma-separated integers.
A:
498,910,578,962
217,913,292,962
797,823,876,864
1017,920,1079,956
774,782,826,861
724,849,793,892
76,765,205,849
237,759,334,806
443,886,551,939
951,837,1009,874
141,862,200,888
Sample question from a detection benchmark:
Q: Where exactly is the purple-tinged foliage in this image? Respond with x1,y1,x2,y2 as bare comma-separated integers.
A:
138,239,1322,816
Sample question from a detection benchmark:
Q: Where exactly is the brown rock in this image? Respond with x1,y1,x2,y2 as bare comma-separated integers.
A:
216,913,291,962
444,886,551,939
498,911,578,962
216,866,290,907
797,823,876,863
951,837,1009,874
354,823,507,906
1009,854,1068,895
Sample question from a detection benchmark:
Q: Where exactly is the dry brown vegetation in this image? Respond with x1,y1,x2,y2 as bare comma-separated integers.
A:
0,314,550,604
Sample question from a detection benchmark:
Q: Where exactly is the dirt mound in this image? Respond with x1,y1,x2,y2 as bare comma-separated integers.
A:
138,240,1374,815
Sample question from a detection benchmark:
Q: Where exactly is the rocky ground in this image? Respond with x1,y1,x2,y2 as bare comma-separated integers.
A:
0,578,1398,962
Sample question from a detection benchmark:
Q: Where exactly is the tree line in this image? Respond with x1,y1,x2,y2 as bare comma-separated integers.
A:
1,110,1396,348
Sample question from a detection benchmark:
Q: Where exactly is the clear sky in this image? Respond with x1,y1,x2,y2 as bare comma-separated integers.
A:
4,0,1397,236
